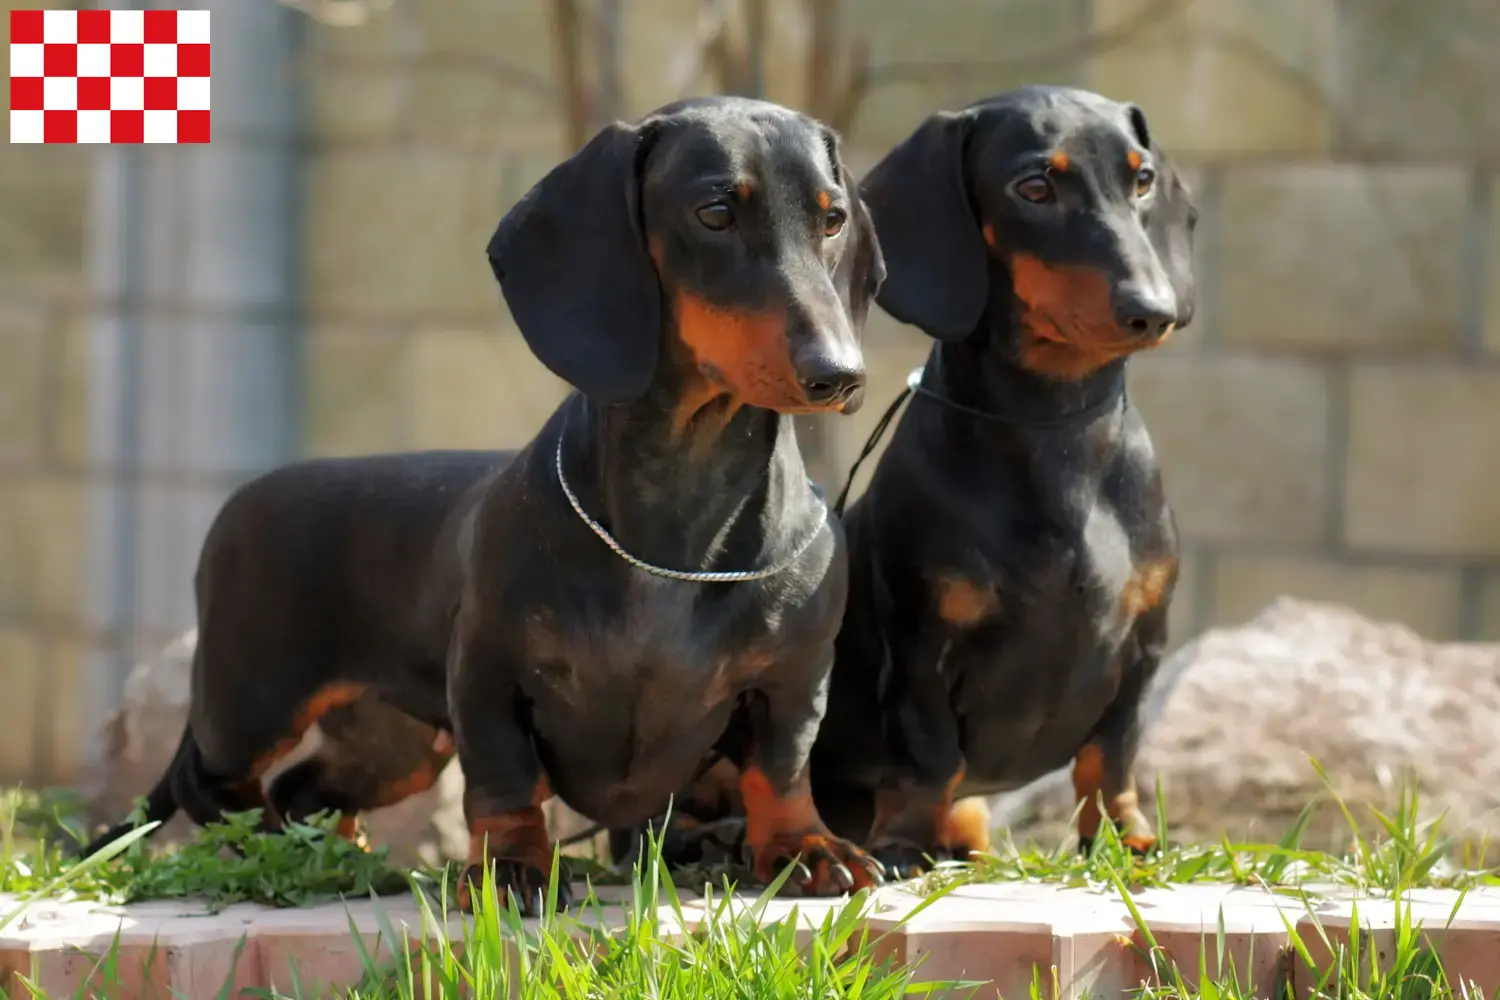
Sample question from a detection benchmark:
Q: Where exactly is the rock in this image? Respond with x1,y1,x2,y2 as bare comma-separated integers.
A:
79,629,604,867
78,628,202,848
989,598,1500,851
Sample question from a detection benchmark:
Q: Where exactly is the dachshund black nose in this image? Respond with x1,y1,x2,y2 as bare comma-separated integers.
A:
1115,289,1177,340
797,359,866,407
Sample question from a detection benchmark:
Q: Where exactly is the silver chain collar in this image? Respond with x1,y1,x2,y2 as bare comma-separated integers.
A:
553,434,828,583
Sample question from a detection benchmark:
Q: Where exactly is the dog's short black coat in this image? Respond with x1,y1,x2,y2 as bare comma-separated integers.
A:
83,95,888,914
808,85,1199,876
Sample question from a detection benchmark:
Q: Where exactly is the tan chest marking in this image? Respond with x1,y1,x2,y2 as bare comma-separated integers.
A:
935,575,1000,628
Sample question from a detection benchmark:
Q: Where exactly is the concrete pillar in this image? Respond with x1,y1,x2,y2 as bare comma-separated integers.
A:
85,0,305,728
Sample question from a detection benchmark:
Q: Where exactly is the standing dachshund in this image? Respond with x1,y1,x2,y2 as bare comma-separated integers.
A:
809,85,1199,877
84,96,887,915
79,451,508,857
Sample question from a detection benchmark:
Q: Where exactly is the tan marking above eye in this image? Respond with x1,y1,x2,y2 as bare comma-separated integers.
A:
1126,150,1142,171
816,190,831,211
1049,151,1070,172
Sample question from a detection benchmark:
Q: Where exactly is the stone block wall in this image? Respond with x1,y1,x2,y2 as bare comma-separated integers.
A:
1088,0,1500,646
2,0,1499,783
846,0,1500,648
299,0,574,457
0,1,97,785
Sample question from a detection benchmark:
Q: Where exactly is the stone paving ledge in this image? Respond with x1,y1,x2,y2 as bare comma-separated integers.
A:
3,882,1499,999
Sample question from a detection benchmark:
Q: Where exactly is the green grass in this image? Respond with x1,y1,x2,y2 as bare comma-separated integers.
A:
325,839,983,1000
916,765,1500,901
5,760,1500,999
1,813,981,1000
2,791,414,911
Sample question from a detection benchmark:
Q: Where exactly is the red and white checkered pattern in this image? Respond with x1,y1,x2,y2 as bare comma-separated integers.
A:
10,8,210,144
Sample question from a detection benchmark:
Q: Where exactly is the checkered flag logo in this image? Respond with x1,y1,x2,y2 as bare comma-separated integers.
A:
10,8,210,144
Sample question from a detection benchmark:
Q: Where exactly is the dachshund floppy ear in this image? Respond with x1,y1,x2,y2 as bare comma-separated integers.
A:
859,110,986,341
841,187,886,330
1128,104,1199,330
822,128,886,331
486,120,664,403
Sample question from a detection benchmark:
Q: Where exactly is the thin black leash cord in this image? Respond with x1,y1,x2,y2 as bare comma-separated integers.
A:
831,378,915,517
831,365,1127,517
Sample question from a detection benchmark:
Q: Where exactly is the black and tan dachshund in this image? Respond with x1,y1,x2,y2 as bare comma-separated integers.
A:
810,85,1199,877
82,95,888,914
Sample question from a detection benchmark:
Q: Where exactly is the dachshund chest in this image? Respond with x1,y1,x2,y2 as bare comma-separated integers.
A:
937,501,1174,638
922,512,1173,790
518,575,831,722
935,495,1175,727
517,582,828,824
525,603,752,701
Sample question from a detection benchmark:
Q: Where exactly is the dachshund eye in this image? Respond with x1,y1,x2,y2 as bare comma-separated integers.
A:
696,203,734,231
1014,175,1055,205
823,208,847,238
1134,168,1157,198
